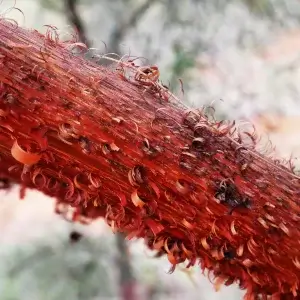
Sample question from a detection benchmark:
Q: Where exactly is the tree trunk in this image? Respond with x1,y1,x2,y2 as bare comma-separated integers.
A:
1,18,300,299
115,233,136,300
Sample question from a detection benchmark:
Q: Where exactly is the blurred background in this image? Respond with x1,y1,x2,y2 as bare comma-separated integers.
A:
1,0,300,299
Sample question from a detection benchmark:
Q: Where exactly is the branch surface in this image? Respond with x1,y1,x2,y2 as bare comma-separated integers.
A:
0,18,300,300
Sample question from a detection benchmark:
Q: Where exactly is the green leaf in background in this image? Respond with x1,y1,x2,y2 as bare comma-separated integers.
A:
39,0,63,12
169,42,196,91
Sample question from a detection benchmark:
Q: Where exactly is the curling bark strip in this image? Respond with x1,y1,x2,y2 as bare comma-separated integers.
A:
0,18,300,299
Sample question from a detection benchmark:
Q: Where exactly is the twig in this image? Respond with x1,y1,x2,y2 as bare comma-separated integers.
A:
65,0,91,48
108,0,159,54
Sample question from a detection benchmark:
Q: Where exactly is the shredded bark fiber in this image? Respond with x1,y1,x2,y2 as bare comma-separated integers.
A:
1,17,300,299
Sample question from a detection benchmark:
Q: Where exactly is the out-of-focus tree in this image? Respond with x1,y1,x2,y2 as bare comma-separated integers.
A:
0,232,117,300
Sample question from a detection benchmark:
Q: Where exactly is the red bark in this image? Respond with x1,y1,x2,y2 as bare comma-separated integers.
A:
1,18,300,299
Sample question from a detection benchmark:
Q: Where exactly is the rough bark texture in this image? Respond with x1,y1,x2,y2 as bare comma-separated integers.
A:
1,18,300,299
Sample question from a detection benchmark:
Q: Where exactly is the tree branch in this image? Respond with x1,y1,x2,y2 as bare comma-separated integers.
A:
1,18,300,299
65,0,91,48
108,0,159,54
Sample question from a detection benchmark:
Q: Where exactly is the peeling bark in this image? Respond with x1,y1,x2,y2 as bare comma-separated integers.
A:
0,18,300,299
